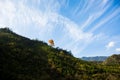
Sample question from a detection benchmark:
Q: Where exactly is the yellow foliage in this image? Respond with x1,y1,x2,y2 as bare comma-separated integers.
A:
48,39,54,46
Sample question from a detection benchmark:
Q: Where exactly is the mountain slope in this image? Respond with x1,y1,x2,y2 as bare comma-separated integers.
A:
103,54,120,65
0,28,51,80
0,28,120,80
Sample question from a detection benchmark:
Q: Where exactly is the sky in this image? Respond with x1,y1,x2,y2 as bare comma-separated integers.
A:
0,0,120,57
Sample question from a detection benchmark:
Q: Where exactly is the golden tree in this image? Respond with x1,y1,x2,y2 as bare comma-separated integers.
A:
48,39,54,46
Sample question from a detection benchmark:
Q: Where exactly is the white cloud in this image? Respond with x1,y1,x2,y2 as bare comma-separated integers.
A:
0,0,16,27
0,0,61,39
106,41,115,49
116,48,120,52
63,19,93,42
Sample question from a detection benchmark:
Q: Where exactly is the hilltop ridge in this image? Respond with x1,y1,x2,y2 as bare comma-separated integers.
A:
0,28,120,80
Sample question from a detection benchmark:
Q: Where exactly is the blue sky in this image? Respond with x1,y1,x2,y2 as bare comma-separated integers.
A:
0,0,120,57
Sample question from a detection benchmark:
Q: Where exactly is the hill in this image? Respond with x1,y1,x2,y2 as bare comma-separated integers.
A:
0,28,120,80
103,54,120,65
81,56,108,61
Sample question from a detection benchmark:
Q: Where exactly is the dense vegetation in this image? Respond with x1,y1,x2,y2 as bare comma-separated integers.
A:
81,56,108,61
0,28,120,80
103,54,120,65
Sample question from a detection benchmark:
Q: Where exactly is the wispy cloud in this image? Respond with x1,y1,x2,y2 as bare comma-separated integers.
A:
73,0,113,31
0,0,120,57
0,0,94,46
0,0,61,39
65,0,120,56
65,21,93,42
90,7,120,32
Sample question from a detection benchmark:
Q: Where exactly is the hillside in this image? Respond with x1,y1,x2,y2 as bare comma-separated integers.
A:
81,56,108,61
0,28,120,80
103,54,120,65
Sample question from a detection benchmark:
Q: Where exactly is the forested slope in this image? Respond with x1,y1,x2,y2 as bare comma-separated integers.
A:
0,28,120,80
